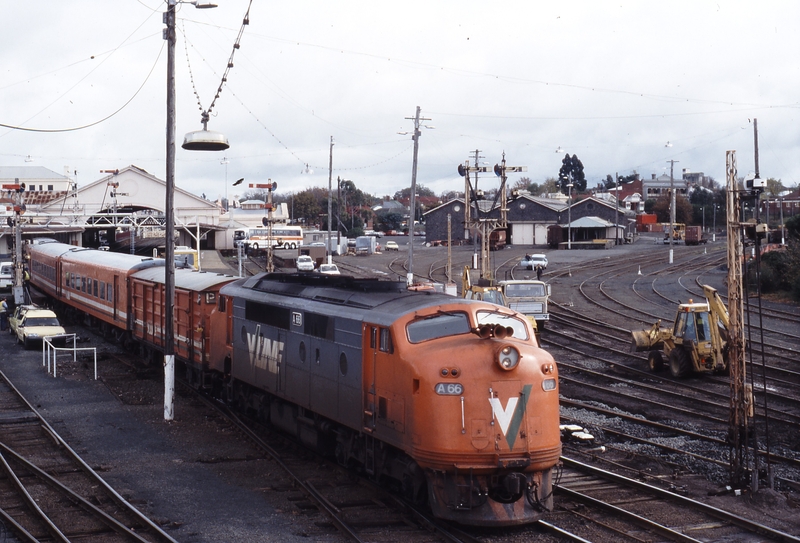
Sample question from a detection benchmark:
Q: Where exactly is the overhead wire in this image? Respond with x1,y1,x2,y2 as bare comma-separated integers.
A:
0,8,164,134
0,42,165,133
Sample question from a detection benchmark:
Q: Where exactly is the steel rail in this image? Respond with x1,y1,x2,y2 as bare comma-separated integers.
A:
560,456,800,543
0,369,180,543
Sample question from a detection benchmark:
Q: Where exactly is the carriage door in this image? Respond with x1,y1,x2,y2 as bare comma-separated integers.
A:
113,275,119,322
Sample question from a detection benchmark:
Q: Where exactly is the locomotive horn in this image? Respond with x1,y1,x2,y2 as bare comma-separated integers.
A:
493,324,509,339
476,325,493,339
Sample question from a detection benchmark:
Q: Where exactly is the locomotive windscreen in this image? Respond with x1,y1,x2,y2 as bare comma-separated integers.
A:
406,312,471,343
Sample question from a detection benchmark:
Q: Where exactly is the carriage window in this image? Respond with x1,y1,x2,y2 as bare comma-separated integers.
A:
100,281,105,300
93,279,98,297
218,296,227,312
407,312,471,343
476,310,530,341
107,284,113,305
370,327,377,349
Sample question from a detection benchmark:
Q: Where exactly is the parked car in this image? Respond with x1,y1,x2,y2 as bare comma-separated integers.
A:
385,241,399,251
0,262,13,290
8,304,35,336
296,255,315,272
317,263,341,275
13,308,67,349
520,254,548,270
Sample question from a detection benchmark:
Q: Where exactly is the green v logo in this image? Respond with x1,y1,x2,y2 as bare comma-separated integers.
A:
488,384,532,449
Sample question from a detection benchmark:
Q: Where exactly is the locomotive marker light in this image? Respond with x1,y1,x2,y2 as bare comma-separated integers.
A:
164,0,226,422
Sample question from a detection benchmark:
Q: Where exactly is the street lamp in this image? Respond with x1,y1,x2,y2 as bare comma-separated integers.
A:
701,206,705,234
164,0,226,422
713,204,718,242
566,183,574,250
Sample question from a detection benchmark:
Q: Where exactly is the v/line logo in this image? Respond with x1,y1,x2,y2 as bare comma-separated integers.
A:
488,384,532,449
246,331,284,374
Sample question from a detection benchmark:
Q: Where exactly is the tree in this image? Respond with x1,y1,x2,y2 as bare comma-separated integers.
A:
765,177,786,198
394,184,435,201
558,154,586,193
652,193,692,224
376,211,404,233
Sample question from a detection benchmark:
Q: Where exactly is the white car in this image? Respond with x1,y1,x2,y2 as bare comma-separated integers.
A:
14,308,67,349
385,241,399,251
521,254,548,270
0,262,12,290
318,264,341,275
296,255,315,272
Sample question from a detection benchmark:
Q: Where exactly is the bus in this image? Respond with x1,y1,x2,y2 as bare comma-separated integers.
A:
233,225,303,250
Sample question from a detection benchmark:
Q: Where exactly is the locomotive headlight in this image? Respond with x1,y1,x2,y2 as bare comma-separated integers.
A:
497,345,520,370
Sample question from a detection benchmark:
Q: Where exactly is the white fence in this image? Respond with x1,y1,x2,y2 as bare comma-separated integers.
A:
43,334,98,380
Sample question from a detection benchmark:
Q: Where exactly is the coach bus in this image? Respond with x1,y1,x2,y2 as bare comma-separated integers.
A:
233,225,303,250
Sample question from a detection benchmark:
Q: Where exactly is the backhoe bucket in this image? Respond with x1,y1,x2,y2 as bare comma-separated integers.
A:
630,327,666,352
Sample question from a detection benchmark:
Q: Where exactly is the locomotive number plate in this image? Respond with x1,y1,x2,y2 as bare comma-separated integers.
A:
435,383,463,395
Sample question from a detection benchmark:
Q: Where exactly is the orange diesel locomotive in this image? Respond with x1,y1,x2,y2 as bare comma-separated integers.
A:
221,273,561,526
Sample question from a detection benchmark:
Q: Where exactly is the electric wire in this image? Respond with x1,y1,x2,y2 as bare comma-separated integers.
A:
0,43,164,133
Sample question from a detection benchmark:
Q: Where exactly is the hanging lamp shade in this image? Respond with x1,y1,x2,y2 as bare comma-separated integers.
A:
182,128,229,151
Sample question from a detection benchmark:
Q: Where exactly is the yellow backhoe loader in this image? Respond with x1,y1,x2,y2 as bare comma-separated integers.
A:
631,285,729,378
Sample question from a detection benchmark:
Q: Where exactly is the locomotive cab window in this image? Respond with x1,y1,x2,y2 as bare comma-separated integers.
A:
407,312,471,343
475,310,529,341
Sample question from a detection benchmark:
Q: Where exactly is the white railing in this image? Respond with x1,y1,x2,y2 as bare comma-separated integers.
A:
43,334,98,380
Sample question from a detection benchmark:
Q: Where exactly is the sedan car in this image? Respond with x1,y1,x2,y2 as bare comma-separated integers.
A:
8,304,36,337
385,241,399,251
317,263,341,275
296,255,315,272
14,308,67,349
520,254,548,270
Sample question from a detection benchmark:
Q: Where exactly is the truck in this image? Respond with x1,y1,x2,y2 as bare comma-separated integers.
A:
462,267,538,334
355,235,377,256
498,280,551,329
630,284,729,378
684,225,707,246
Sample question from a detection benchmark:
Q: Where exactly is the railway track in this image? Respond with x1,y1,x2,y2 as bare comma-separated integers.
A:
181,383,473,543
0,369,177,543
551,456,800,542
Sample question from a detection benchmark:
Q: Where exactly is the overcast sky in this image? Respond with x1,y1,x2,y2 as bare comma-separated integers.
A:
2,1,798,204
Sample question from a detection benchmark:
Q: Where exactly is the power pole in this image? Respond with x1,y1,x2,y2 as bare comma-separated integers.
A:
615,172,620,246
404,106,430,286
327,136,334,264
667,159,679,264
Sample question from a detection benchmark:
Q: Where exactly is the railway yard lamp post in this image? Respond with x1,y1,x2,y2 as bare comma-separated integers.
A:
713,204,718,242
164,0,226,422
566,183,574,250
701,206,705,233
